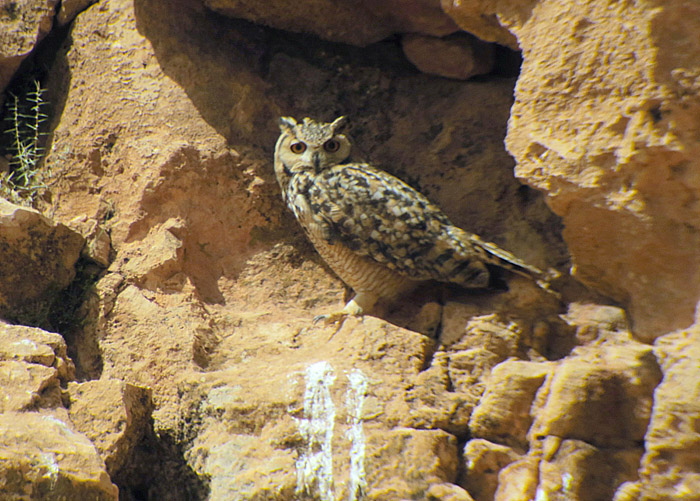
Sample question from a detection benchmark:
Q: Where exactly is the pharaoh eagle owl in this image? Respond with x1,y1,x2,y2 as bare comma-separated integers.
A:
274,116,543,324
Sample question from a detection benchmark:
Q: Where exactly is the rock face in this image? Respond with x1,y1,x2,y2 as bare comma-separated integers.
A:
202,0,459,46
500,1,700,340
462,327,662,501
0,0,699,499
401,33,494,80
0,323,118,500
68,379,154,475
0,199,85,323
617,328,700,500
0,411,119,500
0,0,58,94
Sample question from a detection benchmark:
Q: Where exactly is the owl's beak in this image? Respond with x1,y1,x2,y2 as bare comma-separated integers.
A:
312,151,321,173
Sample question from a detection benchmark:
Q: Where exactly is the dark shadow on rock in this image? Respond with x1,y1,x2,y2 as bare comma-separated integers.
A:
114,427,209,501
50,258,105,381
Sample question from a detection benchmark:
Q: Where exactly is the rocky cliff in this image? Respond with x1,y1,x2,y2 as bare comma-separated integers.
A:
1,0,699,499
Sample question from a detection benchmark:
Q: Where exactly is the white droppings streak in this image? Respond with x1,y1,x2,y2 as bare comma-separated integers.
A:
534,486,548,501
39,452,59,488
562,472,573,492
13,339,38,350
295,361,337,501
41,415,80,439
346,369,368,501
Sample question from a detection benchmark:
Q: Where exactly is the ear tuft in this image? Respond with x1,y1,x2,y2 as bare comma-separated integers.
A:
330,116,347,132
279,116,297,133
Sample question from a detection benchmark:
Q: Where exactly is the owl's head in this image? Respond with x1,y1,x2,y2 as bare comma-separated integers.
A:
274,116,352,191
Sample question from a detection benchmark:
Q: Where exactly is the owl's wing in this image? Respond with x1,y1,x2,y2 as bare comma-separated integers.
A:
307,163,481,282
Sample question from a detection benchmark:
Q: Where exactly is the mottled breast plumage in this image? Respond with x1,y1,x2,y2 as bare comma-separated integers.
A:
286,162,493,286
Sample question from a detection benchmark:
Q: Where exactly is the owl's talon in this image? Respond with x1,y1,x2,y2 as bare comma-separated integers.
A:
312,311,349,339
313,311,347,325
312,314,331,324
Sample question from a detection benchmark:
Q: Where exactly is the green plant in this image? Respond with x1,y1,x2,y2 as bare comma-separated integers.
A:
1,79,48,205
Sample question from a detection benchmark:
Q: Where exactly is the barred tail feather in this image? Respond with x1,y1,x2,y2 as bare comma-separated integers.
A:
461,232,543,279
445,227,561,294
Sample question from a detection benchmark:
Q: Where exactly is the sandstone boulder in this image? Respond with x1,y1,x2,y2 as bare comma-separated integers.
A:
469,359,552,448
69,215,113,267
0,410,118,500
529,342,662,449
0,199,84,322
0,323,75,412
615,327,700,499
203,0,458,46
0,324,117,499
535,439,641,501
461,325,663,498
499,0,700,340
367,427,462,499
401,33,494,80
462,439,521,501
493,456,539,501
68,379,154,475
440,0,519,49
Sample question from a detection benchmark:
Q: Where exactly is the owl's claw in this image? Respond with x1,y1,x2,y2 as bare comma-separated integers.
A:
313,312,347,324
313,297,370,339
312,314,332,325
313,311,349,339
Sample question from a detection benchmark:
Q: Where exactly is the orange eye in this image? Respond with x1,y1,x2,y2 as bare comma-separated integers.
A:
290,142,307,154
324,139,340,152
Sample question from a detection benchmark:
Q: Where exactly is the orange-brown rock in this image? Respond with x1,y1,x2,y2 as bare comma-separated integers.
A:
0,0,58,93
427,482,475,501
401,33,494,80
0,323,72,372
497,0,700,340
407,0,700,341
367,427,462,498
469,359,552,448
203,0,459,46
439,0,518,49
493,455,539,501
459,316,663,498
1,0,699,498
182,315,471,500
0,410,118,500
529,341,662,449
462,439,521,501
0,323,75,412
535,439,641,501
0,359,58,411
0,199,84,322
56,0,98,26
615,327,700,500
561,302,630,345
0,324,116,499
69,215,113,267
68,379,153,475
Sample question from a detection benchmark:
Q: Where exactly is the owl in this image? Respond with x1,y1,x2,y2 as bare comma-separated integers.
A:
274,116,543,325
